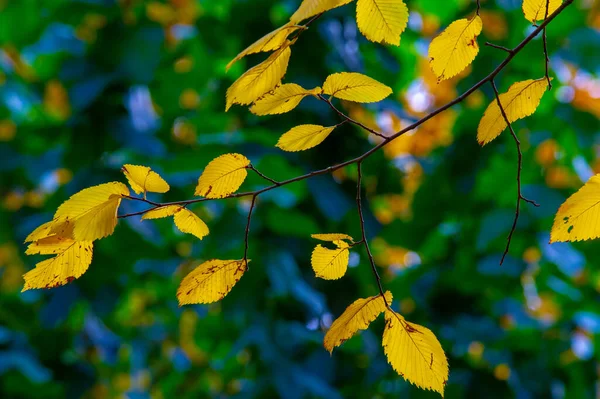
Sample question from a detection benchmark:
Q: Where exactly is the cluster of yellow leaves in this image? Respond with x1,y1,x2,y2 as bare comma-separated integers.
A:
324,291,448,396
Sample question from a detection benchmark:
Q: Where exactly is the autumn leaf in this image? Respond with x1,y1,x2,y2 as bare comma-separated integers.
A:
250,84,320,116
477,78,550,145
428,16,483,81
173,208,210,240
226,44,293,110
356,0,409,45
195,153,251,198
227,24,304,71
290,0,354,24
26,235,76,255
311,233,354,242
311,240,350,280
25,221,54,243
141,205,183,220
322,72,392,102
122,164,170,195
51,182,129,241
382,310,448,397
177,259,247,305
551,174,600,242
22,240,94,291
324,291,392,353
276,124,336,152
522,0,562,23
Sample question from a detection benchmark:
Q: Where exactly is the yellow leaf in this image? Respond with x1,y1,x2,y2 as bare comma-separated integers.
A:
522,0,562,23
477,78,550,146
290,0,354,23
550,174,600,242
26,236,75,255
356,0,409,45
226,44,293,111
195,153,251,198
276,124,336,152
22,241,93,291
250,84,320,116
311,233,354,242
428,16,483,81
227,24,304,71
322,72,392,102
311,240,350,280
52,182,129,241
177,259,247,305
25,221,54,242
174,208,210,240
141,205,184,220
324,291,392,353
122,164,170,195
382,310,448,396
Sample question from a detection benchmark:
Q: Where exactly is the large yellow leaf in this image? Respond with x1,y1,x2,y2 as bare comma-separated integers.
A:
324,291,392,353
174,208,210,240
322,72,392,102
195,153,251,198
177,259,247,305
551,174,600,242
356,0,409,45
51,182,129,241
290,0,354,23
276,124,336,152
226,44,292,110
227,24,303,71
523,0,562,23
477,78,550,145
141,205,184,220
250,84,320,116
122,164,170,195
22,241,94,291
311,240,350,280
26,236,75,255
311,233,354,242
428,16,483,81
382,310,449,396
25,221,54,242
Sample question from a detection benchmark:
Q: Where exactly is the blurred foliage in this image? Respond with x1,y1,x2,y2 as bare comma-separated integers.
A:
1,0,600,398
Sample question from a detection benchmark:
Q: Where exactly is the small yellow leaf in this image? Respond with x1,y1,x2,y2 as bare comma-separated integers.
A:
477,78,550,146
174,208,209,240
382,310,449,396
250,84,319,116
311,233,354,242
227,24,303,71
26,236,75,255
356,0,409,45
523,0,562,23
311,241,350,280
322,72,392,102
226,44,292,110
290,0,354,23
52,182,129,241
122,164,170,195
551,174,600,242
428,16,483,81
177,259,247,305
25,221,54,243
324,291,392,353
22,241,94,291
276,124,336,152
141,205,184,220
195,153,251,198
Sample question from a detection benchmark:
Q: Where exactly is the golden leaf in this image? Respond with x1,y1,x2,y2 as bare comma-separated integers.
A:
195,153,251,198
26,235,75,255
356,0,409,45
174,208,210,240
141,205,184,220
290,0,354,23
122,164,170,195
177,259,247,305
322,72,392,102
250,84,320,116
324,291,392,353
311,240,350,280
522,0,562,23
276,124,336,152
382,310,449,397
311,233,354,242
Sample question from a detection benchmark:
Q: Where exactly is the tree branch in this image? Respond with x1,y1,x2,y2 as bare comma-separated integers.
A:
243,195,257,268
318,94,387,139
248,164,280,186
543,0,553,89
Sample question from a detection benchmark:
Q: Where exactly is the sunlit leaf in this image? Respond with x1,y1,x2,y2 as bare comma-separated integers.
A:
174,208,210,240
311,240,350,280
141,205,184,220
477,78,550,145
522,0,562,23
311,233,354,242
324,291,392,353
122,164,170,195
195,153,251,198
428,16,483,81
356,0,409,45
276,124,336,152
177,259,247,305
290,0,354,23
322,72,392,102
250,84,320,115
382,310,449,397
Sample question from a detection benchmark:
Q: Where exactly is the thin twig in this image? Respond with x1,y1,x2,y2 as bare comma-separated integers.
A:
243,195,258,268
476,0,481,15
485,42,513,54
490,80,540,265
318,94,387,139
543,0,553,89
356,161,388,306
248,164,280,186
